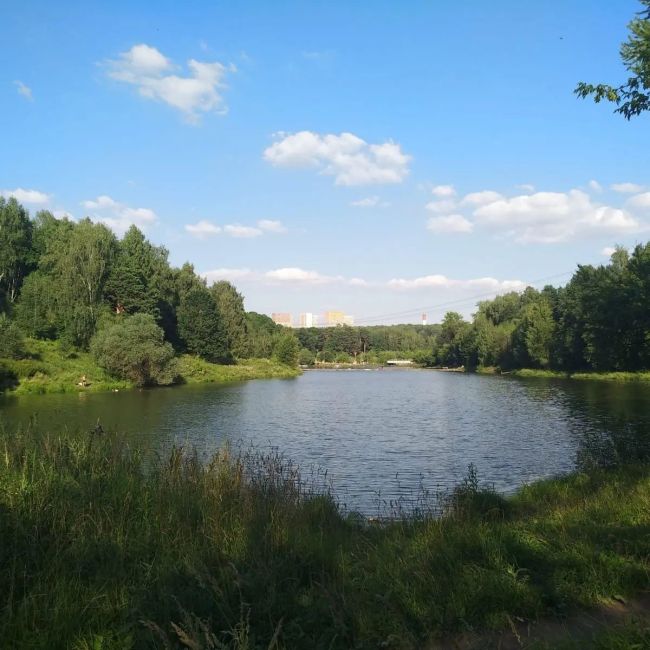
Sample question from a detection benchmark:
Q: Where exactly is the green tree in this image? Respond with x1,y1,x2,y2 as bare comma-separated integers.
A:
575,1,650,118
0,315,27,359
0,197,33,308
177,287,231,363
41,219,118,347
274,332,300,366
14,272,59,339
298,348,316,366
209,281,249,358
91,313,177,387
521,300,555,368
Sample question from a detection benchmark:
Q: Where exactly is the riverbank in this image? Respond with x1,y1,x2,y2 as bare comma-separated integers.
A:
476,366,650,382
1,427,648,649
0,339,300,395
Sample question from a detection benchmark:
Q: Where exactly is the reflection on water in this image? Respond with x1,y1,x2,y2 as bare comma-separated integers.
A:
1,369,649,512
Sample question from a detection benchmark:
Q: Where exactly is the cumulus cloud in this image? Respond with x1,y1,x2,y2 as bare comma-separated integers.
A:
601,246,617,257
106,43,234,123
588,180,602,192
426,214,473,233
1,187,50,204
265,267,339,284
263,131,411,186
257,219,287,233
387,274,526,292
224,224,263,238
431,184,455,197
460,190,504,206
14,81,33,101
81,194,157,234
611,182,644,194
425,199,457,214
517,184,535,193
627,192,650,210
472,189,641,243
185,220,222,238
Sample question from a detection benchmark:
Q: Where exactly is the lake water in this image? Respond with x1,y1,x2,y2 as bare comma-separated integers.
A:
1,369,649,513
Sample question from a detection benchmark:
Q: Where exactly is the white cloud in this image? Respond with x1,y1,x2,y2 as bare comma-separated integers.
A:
82,195,118,209
350,196,389,208
14,81,33,101
1,188,50,204
425,199,457,213
265,267,339,284
106,43,234,123
426,214,473,233
387,274,526,292
257,219,287,233
203,268,253,284
224,224,263,238
349,277,369,287
263,131,411,186
81,194,157,234
431,184,455,197
601,246,616,257
588,180,602,192
460,190,504,206
185,220,222,238
472,189,640,243
627,192,650,210
611,182,644,194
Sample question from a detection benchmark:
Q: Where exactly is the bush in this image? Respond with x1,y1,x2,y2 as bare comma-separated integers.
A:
91,313,177,387
334,352,352,363
318,350,335,363
0,316,27,359
298,348,315,366
274,333,300,366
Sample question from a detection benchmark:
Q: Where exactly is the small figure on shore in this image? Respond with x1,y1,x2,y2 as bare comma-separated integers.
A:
78,374,90,387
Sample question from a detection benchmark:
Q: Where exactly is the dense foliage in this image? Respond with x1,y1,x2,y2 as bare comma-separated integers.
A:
1,427,649,648
90,313,178,387
576,0,650,118
0,201,265,376
432,244,650,372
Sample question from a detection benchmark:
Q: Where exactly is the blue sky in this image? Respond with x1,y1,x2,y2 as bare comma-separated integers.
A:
2,0,649,324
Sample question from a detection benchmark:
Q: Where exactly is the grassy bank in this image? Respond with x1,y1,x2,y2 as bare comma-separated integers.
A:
476,366,650,383
0,339,299,395
0,428,648,649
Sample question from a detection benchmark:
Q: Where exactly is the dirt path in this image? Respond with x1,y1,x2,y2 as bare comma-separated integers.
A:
429,593,650,649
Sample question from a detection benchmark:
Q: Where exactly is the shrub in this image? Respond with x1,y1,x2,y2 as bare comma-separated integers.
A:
318,350,335,363
274,333,300,366
0,316,27,359
298,348,315,366
91,313,177,387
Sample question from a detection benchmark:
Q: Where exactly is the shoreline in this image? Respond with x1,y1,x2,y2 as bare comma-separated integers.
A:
1,339,300,396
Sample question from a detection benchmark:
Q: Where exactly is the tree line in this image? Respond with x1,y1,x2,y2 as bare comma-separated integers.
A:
431,245,650,372
0,198,297,385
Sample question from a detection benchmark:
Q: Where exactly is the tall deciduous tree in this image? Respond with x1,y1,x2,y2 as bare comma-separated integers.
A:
209,281,249,358
0,197,33,308
177,287,231,363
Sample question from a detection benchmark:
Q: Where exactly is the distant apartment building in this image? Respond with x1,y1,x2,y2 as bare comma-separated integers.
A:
299,312,317,328
323,310,345,326
271,312,292,327
323,311,354,326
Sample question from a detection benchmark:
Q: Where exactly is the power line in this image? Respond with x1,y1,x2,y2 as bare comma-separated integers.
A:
352,270,573,325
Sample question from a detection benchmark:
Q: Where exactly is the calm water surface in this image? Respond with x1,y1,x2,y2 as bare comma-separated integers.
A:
1,369,649,512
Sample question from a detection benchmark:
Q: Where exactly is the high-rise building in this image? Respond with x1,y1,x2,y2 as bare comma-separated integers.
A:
323,310,345,326
422,313,428,326
343,314,355,326
271,312,292,327
299,312,317,327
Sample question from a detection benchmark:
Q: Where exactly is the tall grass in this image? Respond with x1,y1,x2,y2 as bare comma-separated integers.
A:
0,427,649,648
